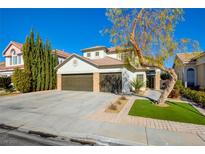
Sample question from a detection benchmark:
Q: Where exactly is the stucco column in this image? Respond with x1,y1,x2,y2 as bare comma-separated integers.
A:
93,72,100,92
57,74,62,90
154,71,160,90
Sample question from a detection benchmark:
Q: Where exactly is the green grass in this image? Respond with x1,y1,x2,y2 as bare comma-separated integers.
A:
128,99,205,125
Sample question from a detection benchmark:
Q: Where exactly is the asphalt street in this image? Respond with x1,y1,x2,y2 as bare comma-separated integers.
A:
0,128,80,146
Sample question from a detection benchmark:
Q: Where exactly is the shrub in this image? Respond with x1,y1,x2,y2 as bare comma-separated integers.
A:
130,78,144,93
120,96,127,100
108,104,117,110
174,80,183,91
116,100,122,105
180,87,205,108
168,89,180,98
161,72,171,80
12,68,31,93
0,77,12,90
169,80,183,98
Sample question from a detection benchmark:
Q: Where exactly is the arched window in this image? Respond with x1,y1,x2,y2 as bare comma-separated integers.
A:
187,68,195,87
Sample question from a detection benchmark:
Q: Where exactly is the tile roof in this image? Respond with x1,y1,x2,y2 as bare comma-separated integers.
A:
52,49,70,58
191,52,205,60
176,52,202,63
92,56,124,66
0,62,5,67
56,54,124,70
0,65,24,71
71,54,124,67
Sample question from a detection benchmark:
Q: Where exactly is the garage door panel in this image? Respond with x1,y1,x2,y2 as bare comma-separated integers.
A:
62,74,93,91
100,72,122,93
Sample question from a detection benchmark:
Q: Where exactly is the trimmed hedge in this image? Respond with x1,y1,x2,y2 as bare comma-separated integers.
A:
181,88,205,108
173,80,205,108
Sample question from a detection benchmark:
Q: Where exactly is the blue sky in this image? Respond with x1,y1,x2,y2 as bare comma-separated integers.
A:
0,8,205,67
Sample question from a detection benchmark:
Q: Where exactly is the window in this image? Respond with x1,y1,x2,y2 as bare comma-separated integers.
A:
9,57,12,65
11,50,17,65
18,55,21,64
136,74,144,82
95,52,99,56
13,56,17,65
87,53,91,57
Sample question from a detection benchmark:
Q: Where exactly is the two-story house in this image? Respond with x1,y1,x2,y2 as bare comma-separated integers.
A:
0,41,70,77
173,52,205,89
56,46,161,94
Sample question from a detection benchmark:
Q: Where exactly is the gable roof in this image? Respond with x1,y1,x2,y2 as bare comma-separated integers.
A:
176,52,202,63
2,41,23,55
52,49,70,58
55,54,124,70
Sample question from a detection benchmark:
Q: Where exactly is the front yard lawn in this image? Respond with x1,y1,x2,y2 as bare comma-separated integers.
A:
128,99,205,125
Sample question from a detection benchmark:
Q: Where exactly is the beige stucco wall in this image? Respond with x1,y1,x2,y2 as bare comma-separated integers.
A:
93,72,100,92
197,63,205,89
154,70,160,90
57,74,62,90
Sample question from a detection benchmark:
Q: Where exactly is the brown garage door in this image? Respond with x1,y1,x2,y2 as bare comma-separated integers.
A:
62,74,93,91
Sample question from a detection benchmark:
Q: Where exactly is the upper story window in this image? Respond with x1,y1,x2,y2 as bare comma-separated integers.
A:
18,55,21,64
95,52,99,56
11,50,17,65
87,52,91,57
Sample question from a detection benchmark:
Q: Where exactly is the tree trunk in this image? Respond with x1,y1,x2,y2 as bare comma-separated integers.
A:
129,31,178,105
157,69,177,105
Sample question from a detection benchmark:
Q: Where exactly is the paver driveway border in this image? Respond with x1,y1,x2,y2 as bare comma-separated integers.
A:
85,96,205,135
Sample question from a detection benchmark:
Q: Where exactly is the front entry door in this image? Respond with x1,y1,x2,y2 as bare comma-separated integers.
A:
146,70,155,89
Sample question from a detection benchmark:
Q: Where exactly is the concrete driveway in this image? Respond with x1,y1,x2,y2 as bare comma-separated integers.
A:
0,90,116,123
0,90,205,145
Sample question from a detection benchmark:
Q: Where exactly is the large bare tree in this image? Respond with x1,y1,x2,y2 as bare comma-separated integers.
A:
104,9,199,105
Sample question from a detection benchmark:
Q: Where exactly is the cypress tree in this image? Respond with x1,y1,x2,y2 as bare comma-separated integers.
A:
36,35,43,91
52,51,58,89
29,31,36,91
41,43,45,91
49,54,53,90
22,36,32,91
44,40,50,90
22,30,57,92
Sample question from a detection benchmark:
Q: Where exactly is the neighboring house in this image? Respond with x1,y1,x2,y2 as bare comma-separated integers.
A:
0,41,70,77
173,52,205,89
56,46,161,94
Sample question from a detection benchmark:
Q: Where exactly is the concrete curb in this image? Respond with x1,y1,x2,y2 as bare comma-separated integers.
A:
0,122,144,146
